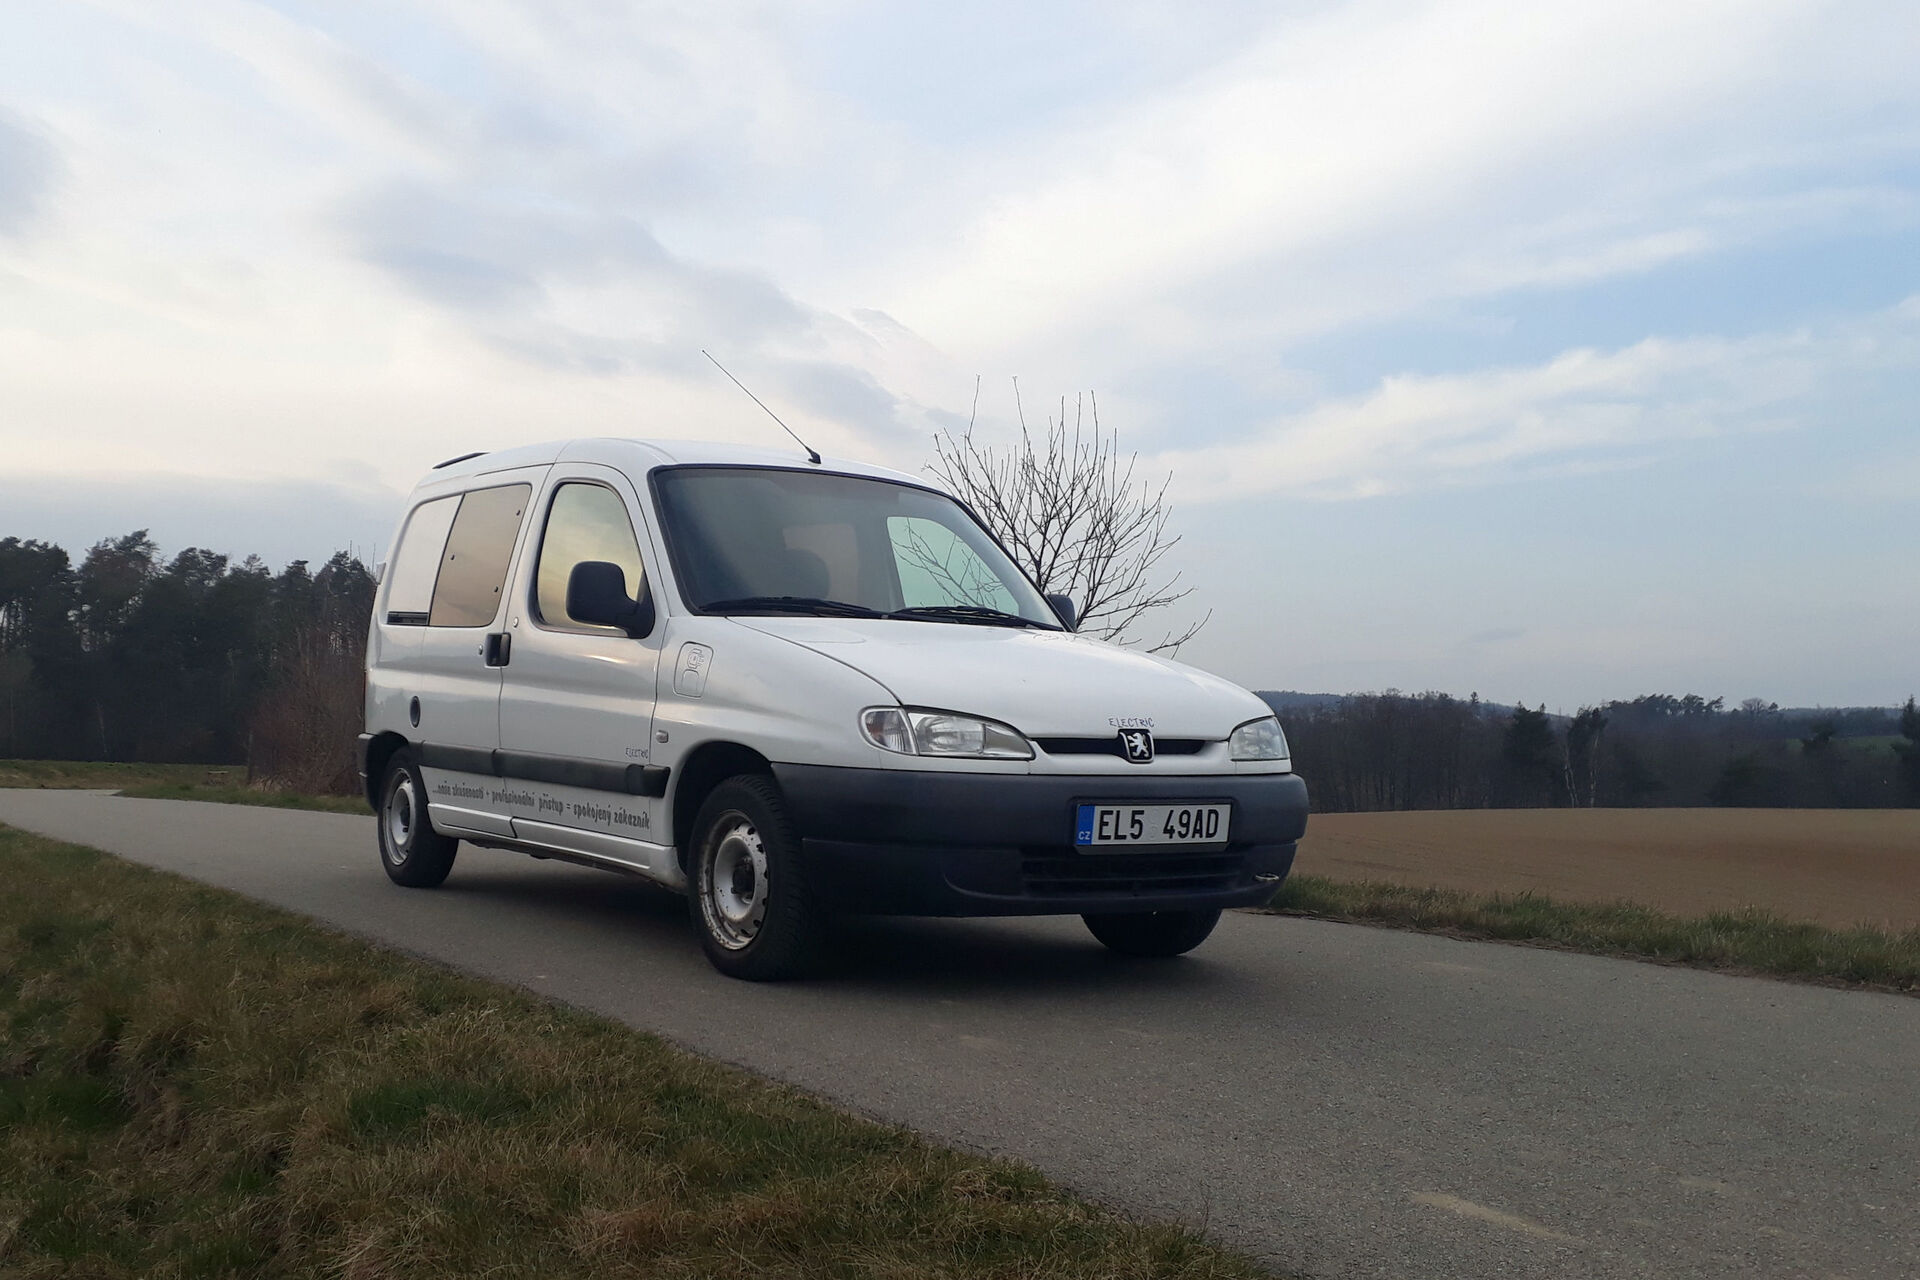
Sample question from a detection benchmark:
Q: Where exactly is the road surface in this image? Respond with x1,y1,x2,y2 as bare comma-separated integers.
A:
2,790,1915,1278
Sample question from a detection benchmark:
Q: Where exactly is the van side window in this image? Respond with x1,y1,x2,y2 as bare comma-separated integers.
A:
428,484,531,628
887,516,1018,613
384,495,460,624
533,483,647,633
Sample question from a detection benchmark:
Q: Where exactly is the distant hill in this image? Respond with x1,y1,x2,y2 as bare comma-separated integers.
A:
1256,690,1903,736
1775,707,1902,736
1254,690,1346,713
1257,690,1523,718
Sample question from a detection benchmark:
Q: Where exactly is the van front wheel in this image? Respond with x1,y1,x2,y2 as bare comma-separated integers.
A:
1083,908,1221,957
378,749,459,887
689,775,825,981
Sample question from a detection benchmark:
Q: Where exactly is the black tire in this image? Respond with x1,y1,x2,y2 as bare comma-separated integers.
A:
1082,908,1221,958
688,774,826,981
377,749,459,888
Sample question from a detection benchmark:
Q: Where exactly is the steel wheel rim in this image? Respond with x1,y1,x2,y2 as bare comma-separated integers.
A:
384,773,415,865
701,814,768,950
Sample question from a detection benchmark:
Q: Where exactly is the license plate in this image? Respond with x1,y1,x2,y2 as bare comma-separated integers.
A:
1075,803,1230,848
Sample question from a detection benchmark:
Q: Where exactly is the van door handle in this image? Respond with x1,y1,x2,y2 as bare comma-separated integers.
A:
483,633,511,667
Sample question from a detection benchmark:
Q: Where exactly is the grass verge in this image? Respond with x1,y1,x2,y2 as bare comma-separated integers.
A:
111,783,366,815
1268,874,1920,994
0,759,362,816
0,760,234,790
0,825,1268,1280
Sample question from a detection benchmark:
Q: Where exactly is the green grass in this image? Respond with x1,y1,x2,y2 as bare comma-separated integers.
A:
112,783,366,815
0,759,234,790
0,825,1272,1280
0,759,363,815
1267,874,1920,994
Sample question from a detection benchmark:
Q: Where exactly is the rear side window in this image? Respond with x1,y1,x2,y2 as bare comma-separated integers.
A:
533,483,647,633
427,484,531,627
385,495,460,624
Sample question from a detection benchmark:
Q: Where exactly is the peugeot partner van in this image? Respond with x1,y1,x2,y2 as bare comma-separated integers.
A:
360,439,1309,979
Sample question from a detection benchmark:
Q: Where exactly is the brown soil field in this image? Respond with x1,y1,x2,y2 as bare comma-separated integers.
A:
1296,808,1920,930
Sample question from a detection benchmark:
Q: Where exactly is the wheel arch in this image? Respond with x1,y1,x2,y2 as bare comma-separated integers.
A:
672,740,774,869
363,731,411,811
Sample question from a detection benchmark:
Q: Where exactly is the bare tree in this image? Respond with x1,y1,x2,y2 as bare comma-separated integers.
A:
930,379,1207,653
893,519,1016,612
1563,706,1608,807
247,625,365,794
247,553,374,795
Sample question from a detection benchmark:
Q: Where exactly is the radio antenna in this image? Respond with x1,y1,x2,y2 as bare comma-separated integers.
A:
701,350,820,464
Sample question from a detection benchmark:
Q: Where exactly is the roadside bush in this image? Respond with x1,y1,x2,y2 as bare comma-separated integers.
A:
246,630,363,795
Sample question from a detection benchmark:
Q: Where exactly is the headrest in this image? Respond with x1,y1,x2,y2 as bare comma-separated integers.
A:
780,546,831,599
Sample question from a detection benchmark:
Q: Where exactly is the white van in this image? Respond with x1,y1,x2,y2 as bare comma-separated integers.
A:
360,439,1308,979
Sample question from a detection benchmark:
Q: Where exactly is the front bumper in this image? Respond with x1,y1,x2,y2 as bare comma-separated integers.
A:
771,763,1309,917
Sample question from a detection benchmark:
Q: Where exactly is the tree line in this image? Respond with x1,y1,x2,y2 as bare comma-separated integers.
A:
1265,689,1920,811
5,530,1917,810
0,533,372,792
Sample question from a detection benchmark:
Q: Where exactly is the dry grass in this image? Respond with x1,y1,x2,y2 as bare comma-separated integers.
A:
1,760,363,815
1299,807,1920,930
0,760,235,790
0,825,1273,1280
1269,874,1920,994
111,783,366,815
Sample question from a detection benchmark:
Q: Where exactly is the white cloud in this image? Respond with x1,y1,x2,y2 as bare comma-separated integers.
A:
844,0,1920,424
0,1,947,488
872,1,1841,350
1,0,1915,502
1148,300,1920,501
1,0,1916,706
0,111,58,236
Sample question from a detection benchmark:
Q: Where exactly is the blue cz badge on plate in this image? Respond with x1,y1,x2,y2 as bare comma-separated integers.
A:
1074,804,1096,846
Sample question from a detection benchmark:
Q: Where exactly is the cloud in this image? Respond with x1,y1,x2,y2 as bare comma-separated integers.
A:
0,113,57,236
1150,299,1920,501
362,243,541,311
340,161,939,443
861,0,1920,405
0,470,403,569
3,3,1917,505
2,0,1917,708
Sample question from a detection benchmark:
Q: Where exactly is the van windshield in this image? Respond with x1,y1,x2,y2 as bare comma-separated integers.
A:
652,467,1063,629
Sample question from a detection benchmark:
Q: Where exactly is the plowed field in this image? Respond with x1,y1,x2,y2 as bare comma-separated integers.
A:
1296,808,1920,930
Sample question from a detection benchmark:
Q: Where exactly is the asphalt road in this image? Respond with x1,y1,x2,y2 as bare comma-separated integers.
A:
3,790,1916,1279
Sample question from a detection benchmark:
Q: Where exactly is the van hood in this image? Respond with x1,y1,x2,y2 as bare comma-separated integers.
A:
728,617,1268,739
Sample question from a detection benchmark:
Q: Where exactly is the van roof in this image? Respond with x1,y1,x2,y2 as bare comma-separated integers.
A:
412,438,936,495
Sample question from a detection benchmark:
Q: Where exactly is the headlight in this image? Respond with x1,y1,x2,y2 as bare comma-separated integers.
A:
1229,715,1291,763
859,707,1034,759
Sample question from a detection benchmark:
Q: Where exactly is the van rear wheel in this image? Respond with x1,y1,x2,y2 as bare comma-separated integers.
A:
378,749,459,888
689,775,825,981
1083,908,1221,957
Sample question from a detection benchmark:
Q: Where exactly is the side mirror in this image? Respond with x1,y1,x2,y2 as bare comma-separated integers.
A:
566,561,655,638
1046,592,1078,631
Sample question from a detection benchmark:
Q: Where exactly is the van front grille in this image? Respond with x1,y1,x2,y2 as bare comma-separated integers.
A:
1034,736,1208,758
1019,847,1244,896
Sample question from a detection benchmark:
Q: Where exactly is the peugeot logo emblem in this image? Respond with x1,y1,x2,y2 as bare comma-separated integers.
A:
1119,728,1155,763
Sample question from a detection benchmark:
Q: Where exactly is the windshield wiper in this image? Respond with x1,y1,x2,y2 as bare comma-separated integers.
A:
702,595,887,618
887,604,1050,629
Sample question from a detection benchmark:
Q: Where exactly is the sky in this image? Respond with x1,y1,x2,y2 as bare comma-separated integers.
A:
1,0,1916,710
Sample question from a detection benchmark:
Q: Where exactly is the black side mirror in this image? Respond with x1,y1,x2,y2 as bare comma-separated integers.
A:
1046,593,1078,631
566,561,655,638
